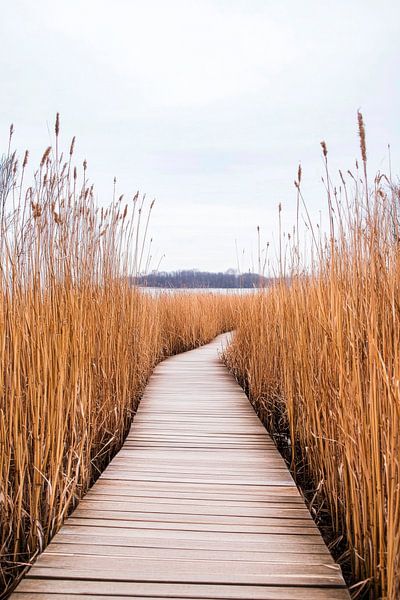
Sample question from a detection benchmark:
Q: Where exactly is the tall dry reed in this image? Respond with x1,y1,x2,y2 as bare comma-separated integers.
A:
0,118,238,597
226,115,400,599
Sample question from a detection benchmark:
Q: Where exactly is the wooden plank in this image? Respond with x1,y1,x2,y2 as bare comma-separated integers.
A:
75,500,313,518
83,493,305,506
27,564,344,587
71,509,313,527
45,542,335,562
65,517,320,534
11,595,348,600
34,553,341,576
89,485,304,501
56,526,327,546
98,476,294,486
51,533,328,554
110,459,287,468
10,334,349,599
13,580,352,599
86,489,304,503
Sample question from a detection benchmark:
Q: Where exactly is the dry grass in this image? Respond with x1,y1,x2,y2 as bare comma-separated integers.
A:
225,116,400,599
0,119,238,597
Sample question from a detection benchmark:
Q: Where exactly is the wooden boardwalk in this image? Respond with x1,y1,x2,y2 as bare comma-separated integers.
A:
12,334,350,600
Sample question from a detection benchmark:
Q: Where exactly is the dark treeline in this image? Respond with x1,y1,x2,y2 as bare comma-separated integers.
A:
133,270,270,289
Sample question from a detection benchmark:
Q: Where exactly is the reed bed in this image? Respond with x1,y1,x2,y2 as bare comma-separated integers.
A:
225,116,400,599
0,120,238,597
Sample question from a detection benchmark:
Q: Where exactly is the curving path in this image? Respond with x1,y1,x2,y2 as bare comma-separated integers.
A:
11,334,350,600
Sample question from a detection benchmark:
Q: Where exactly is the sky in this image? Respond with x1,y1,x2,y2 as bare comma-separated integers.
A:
1,0,399,273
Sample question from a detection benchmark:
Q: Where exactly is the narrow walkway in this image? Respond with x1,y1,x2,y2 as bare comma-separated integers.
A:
12,334,349,599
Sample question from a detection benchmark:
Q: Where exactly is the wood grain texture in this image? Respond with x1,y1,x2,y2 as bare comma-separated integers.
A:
10,334,350,599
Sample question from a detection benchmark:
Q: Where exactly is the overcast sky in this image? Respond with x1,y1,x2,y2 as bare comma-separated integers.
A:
1,0,399,272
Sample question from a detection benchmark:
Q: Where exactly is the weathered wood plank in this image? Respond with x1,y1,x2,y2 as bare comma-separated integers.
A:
55,526,328,546
13,580,351,599
73,500,313,518
64,517,320,535
26,565,344,587
83,493,306,506
45,542,335,562
71,509,314,527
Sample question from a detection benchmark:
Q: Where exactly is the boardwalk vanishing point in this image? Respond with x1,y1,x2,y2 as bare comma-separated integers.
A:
11,334,350,600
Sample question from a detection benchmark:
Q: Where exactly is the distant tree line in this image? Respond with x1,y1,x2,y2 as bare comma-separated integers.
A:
132,270,271,289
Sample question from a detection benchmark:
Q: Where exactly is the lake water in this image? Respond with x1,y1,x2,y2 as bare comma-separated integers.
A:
140,287,258,296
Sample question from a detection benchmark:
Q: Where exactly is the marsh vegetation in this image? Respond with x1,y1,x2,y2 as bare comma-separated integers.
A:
1,114,399,599
0,119,238,597
225,114,400,598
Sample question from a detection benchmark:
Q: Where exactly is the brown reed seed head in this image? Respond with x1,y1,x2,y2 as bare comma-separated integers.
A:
55,113,60,137
31,202,42,218
357,110,367,164
22,150,29,168
320,141,328,157
52,211,62,225
40,146,52,167
69,137,76,156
